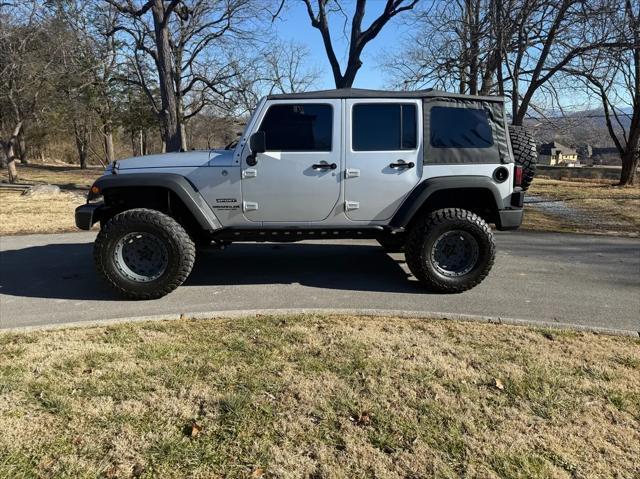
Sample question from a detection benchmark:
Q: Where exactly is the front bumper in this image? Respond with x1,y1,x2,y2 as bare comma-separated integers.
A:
75,202,105,230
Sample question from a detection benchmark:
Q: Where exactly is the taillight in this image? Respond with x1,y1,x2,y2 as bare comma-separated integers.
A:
514,166,523,187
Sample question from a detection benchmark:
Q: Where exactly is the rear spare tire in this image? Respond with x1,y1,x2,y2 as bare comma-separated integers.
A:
405,208,495,293
509,125,537,191
94,208,195,300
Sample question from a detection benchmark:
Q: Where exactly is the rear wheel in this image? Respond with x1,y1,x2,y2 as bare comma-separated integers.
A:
94,208,195,299
405,208,495,293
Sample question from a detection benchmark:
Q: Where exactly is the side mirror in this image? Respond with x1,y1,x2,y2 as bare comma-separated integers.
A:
249,131,266,154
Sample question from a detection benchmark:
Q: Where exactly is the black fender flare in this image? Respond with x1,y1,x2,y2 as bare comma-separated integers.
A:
93,173,222,231
389,176,505,228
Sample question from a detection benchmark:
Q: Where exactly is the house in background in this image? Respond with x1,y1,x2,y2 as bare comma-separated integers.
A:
577,144,592,165
591,146,621,166
538,141,580,166
574,144,621,166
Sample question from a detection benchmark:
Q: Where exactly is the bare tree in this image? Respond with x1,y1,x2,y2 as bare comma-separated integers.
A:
303,0,419,88
104,0,184,152
0,2,58,182
564,0,639,185
106,0,264,152
386,0,630,125
221,41,321,114
383,0,504,94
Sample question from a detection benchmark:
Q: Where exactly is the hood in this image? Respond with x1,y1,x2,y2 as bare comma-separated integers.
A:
113,149,234,171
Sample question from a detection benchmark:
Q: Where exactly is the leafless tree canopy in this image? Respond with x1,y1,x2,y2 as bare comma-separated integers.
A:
0,0,320,182
383,0,638,183
303,0,419,88
1,0,637,184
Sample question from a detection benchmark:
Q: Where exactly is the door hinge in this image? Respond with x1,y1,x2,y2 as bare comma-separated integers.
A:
345,168,360,178
345,201,360,211
242,169,258,179
243,201,259,211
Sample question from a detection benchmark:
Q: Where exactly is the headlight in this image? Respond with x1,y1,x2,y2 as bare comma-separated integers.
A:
87,184,103,203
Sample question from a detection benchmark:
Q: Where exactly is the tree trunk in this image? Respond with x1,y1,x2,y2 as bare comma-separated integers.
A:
151,0,181,152
17,128,28,164
466,0,480,95
73,119,89,169
5,121,23,183
619,149,638,185
79,148,88,169
180,123,187,151
0,142,7,168
7,154,18,183
130,130,137,156
103,122,115,164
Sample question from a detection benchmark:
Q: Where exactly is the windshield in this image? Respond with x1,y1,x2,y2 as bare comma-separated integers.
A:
236,98,266,146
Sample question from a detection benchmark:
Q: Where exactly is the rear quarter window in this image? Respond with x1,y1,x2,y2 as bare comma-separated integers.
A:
430,107,493,148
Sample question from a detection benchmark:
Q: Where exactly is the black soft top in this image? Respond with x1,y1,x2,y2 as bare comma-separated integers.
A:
267,88,504,103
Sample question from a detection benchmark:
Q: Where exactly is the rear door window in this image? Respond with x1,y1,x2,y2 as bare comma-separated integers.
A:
258,103,332,151
430,107,493,148
352,103,417,151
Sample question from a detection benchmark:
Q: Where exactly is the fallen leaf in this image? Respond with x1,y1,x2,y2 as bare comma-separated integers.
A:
185,420,202,438
132,463,145,478
355,411,372,426
252,467,265,478
38,458,55,471
104,465,119,478
494,378,505,391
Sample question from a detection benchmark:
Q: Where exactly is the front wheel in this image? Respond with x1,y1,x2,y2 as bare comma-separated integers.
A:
405,208,495,293
94,208,196,299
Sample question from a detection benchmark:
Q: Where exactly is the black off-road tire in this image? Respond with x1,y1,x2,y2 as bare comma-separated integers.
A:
509,125,537,191
405,208,495,293
377,234,406,253
94,208,196,300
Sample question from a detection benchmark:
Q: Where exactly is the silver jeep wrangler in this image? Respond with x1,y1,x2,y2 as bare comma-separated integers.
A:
76,88,536,299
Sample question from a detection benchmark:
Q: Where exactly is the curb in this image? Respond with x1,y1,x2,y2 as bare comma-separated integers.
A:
3,308,638,338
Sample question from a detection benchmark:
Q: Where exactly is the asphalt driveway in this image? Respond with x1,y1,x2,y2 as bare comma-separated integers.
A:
0,230,639,333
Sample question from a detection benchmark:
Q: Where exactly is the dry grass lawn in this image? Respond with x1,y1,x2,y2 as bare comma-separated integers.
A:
0,165,102,235
0,164,102,191
525,178,640,236
0,190,86,235
1,315,638,478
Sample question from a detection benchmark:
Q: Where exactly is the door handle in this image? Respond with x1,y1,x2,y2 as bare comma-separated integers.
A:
242,169,257,178
390,161,415,169
312,162,337,170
